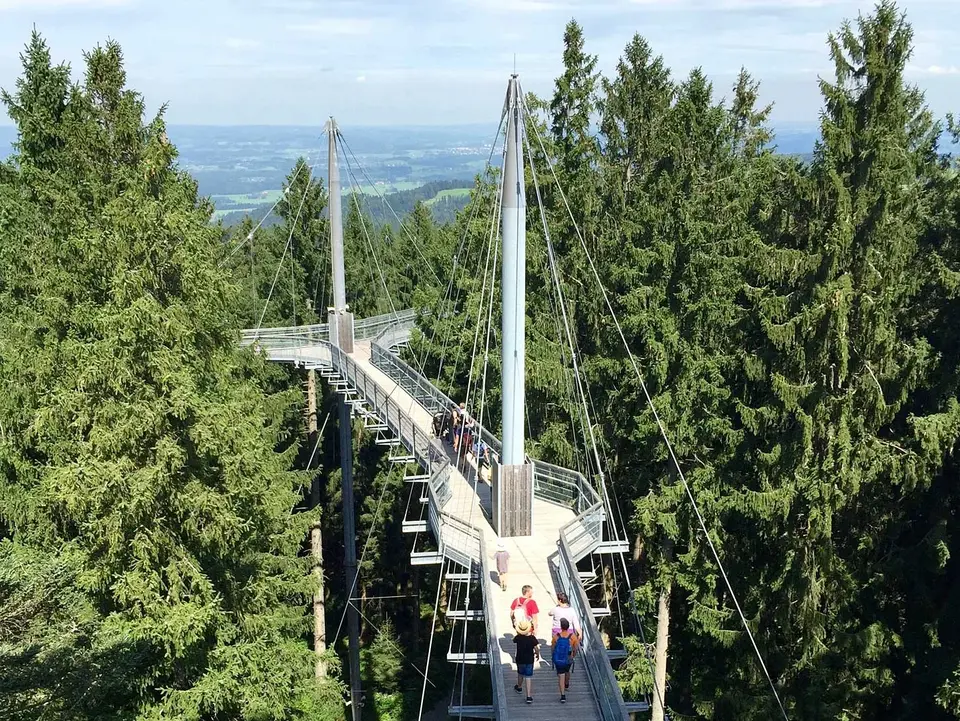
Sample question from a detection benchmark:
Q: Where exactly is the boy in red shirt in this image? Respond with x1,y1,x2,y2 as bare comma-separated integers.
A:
510,585,540,636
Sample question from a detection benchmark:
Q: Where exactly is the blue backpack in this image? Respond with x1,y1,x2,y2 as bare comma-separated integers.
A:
553,633,572,667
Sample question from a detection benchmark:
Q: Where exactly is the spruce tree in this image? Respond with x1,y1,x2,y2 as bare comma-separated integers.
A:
0,34,344,720
735,3,956,716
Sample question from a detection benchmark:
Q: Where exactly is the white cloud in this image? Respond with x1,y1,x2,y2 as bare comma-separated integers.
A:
0,0,130,8
224,37,262,49
918,64,960,75
286,18,374,36
355,74,365,82
460,0,566,12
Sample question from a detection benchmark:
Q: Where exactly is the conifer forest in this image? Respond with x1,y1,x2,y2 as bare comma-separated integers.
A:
1,2,959,720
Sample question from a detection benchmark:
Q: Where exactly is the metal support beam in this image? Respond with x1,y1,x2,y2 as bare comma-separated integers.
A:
326,117,346,313
326,115,361,721
500,74,526,466
340,399,362,721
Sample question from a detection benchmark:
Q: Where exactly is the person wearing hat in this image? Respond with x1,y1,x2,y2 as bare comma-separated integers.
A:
513,619,539,704
494,540,510,592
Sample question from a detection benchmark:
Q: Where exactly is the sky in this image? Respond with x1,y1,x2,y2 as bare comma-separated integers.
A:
0,0,958,127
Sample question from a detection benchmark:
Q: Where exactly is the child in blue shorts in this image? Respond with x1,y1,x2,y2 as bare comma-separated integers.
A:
513,620,539,704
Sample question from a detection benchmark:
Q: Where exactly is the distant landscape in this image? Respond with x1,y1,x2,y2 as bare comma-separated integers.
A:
0,122,827,227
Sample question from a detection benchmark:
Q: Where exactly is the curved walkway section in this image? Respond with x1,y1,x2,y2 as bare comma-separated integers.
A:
242,312,639,721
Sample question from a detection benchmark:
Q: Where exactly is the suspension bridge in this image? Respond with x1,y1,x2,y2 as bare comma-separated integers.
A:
238,73,786,721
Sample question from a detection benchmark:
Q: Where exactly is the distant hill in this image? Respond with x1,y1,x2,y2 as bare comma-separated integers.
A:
216,179,474,230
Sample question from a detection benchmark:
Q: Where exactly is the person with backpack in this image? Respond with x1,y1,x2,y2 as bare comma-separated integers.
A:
510,585,540,636
548,591,580,684
552,617,579,704
513,619,539,704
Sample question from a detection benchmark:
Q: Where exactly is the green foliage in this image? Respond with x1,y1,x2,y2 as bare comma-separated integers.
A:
0,33,343,720
3,3,960,719
412,3,960,720
362,618,402,694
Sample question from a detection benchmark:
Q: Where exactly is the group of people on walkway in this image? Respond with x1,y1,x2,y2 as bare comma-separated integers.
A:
431,400,492,481
495,541,581,705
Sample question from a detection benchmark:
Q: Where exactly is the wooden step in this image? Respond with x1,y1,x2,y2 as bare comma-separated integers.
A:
404,473,431,483
591,606,612,618
626,701,651,713
402,520,428,533
607,648,628,660
389,454,416,464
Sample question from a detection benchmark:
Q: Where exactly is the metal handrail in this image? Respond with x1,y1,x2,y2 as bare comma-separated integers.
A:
240,308,416,346
368,332,602,517
249,311,627,720
323,337,506,719
558,521,630,720
480,534,510,716
366,318,628,720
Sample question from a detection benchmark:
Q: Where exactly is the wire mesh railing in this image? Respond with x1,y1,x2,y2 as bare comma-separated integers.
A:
240,308,416,347
557,524,630,720
250,311,629,720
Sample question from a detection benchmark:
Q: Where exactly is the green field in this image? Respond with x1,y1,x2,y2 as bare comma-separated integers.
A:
213,207,256,219
425,187,471,206
212,190,284,206
211,182,427,210
349,181,423,195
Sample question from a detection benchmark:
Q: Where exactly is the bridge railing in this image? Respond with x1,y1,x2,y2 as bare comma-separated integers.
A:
240,309,416,347
368,315,628,719
557,512,629,721
369,340,505,457
328,337,505,719
480,534,510,716
368,330,603,522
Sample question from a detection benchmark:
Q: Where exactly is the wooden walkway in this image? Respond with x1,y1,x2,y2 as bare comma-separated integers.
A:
350,342,601,717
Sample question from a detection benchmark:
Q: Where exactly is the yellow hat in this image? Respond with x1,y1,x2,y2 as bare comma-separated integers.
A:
516,620,531,634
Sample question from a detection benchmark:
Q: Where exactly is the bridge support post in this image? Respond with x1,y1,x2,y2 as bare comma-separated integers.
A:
340,397,363,721
326,115,361,719
495,75,533,537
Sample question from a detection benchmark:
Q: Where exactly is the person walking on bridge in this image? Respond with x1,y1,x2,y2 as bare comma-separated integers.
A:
552,617,578,704
548,591,579,686
513,619,539,704
510,585,540,636
494,540,510,592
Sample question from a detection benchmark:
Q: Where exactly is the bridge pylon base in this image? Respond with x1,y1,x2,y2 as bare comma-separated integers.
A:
491,461,533,537
328,310,355,353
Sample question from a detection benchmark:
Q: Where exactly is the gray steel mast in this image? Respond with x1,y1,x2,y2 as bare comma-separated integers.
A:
325,117,361,721
492,75,534,537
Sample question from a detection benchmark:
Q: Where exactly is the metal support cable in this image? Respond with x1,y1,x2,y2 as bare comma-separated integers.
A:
219,158,309,267
338,131,443,287
337,133,401,319
520,88,665,714
416,559,447,721
348,600,437,688
524,87,790,721
255,161,315,333
428,107,508,387
332,463,395,648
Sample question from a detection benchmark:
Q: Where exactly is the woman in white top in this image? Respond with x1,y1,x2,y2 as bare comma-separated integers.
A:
549,592,578,637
